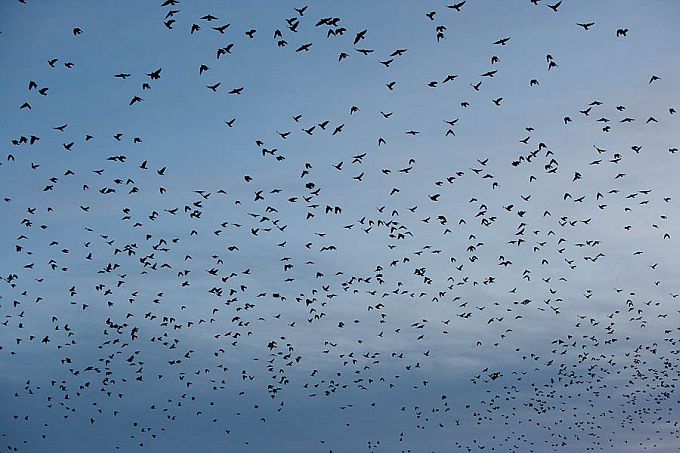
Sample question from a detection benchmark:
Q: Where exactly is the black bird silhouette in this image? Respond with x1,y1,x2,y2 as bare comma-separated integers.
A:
447,1,466,11
146,68,162,79
212,24,230,33
547,1,561,11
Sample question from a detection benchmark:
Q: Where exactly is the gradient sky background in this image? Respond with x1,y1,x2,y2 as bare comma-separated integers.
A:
1,1,680,452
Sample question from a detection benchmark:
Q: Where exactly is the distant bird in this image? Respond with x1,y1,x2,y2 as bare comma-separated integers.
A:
547,1,561,11
447,1,466,11
146,68,162,79
212,24,230,33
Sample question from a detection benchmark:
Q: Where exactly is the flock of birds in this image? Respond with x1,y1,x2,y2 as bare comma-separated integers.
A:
1,1,679,452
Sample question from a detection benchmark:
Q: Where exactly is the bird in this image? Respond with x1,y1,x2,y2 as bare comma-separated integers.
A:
547,1,561,12
212,24,230,33
447,2,466,11
146,68,162,79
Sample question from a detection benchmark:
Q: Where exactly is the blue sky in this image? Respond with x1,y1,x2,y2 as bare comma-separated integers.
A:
1,0,680,452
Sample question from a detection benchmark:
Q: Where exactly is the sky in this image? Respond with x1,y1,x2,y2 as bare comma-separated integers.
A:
1,0,680,452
